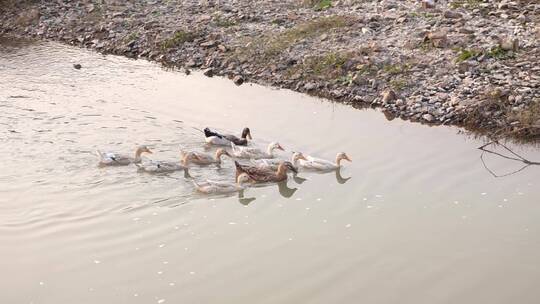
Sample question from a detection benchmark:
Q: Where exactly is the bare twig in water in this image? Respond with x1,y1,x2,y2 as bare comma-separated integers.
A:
478,141,540,178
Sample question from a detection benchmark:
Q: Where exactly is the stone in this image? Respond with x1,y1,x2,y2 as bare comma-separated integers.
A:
218,44,227,52
73,64,82,69
382,89,397,104
443,11,462,19
232,75,244,86
203,68,214,77
200,40,217,48
421,0,435,9
422,113,435,122
426,31,448,48
499,38,519,51
304,82,318,91
16,8,40,26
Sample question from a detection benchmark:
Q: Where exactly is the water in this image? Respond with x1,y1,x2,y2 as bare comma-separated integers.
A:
1,37,540,304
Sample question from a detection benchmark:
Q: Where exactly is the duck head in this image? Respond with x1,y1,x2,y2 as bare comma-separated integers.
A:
269,142,284,151
291,152,307,163
215,148,231,160
237,173,253,185
336,152,352,165
136,145,152,156
241,127,252,140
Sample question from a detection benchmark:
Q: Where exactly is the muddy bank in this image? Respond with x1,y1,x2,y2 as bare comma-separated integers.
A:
1,0,539,141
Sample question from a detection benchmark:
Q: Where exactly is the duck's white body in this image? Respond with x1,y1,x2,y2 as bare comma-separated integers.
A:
193,180,243,194
96,146,152,166
96,151,134,166
194,173,251,194
251,152,305,170
205,136,231,146
136,160,187,173
181,149,230,165
231,142,283,159
297,153,351,171
298,156,338,171
251,158,282,170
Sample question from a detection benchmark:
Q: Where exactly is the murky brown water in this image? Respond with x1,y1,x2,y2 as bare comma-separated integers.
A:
1,37,540,304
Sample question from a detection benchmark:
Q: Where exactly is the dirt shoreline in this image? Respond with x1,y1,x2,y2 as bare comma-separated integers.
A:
1,0,539,142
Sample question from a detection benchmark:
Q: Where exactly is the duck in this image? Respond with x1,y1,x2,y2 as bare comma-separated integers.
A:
96,145,152,166
297,152,352,171
231,142,284,159
181,148,231,166
135,159,188,173
193,173,252,194
204,127,252,146
251,152,307,170
234,160,297,183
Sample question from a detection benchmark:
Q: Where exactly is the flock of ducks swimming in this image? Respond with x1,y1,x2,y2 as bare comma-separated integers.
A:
96,127,351,194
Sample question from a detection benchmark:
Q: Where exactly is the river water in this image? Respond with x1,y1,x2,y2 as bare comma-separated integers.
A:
1,38,540,304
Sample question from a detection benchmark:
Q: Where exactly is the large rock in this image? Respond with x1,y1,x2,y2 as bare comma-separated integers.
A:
16,8,40,26
422,113,435,122
382,89,397,104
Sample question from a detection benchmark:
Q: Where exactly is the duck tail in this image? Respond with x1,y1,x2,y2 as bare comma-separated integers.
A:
204,127,222,138
234,160,246,179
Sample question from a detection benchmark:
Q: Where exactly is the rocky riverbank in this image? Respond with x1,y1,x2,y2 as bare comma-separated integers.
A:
1,0,539,141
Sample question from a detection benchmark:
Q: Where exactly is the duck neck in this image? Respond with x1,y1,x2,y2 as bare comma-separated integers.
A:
214,151,222,164
267,145,274,157
134,149,143,162
181,153,191,166
276,165,287,179
336,155,344,166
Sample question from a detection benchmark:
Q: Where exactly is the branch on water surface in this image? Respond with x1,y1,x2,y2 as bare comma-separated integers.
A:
478,140,540,178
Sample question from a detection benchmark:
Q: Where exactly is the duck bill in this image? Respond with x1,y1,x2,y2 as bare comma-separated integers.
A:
247,133,253,140
277,145,285,151
345,155,352,162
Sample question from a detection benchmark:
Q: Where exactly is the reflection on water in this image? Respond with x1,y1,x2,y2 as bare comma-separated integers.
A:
2,37,540,304
479,141,540,178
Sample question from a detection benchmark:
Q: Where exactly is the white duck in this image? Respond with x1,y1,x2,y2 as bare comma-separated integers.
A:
251,152,307,170
136,159,188,173
193,173,252,194
181,148,231,165
96,145,152,166
298,152,352,171
231,142,284,159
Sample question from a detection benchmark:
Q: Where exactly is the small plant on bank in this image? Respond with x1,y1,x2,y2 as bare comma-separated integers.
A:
389,78,409,91
161,30,198,50
337,73,354,86
450,0,481,9
245,15,352,59
124,32,139,43
382,62,412,75
214,15,237,27
304,0,332,11
287,51,353,81
486,46,514,60
455,48,481,62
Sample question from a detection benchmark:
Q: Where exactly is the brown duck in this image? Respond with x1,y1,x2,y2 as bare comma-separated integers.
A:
234,160,297,183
